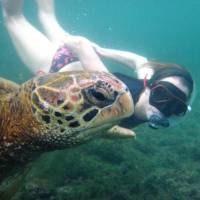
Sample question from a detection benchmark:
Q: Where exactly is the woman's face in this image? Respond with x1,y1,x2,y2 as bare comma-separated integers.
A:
136,76,190,129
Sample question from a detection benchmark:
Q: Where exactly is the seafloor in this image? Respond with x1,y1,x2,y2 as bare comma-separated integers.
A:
1,107,200,200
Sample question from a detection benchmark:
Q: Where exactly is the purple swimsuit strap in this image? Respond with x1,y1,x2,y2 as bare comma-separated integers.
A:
49,44,78,73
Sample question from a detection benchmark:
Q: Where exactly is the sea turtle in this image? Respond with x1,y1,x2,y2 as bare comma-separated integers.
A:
0,71,135,181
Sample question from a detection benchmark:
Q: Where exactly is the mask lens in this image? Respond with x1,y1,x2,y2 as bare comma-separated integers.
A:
150,83,188,117
150,86,171,103
173,101,187,116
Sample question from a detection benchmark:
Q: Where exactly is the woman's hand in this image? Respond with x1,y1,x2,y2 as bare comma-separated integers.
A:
91,42,106,55
62,35,92,53
62,35,108,72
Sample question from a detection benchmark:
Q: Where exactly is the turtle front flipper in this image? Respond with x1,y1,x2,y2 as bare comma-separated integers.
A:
106,125,136,139
0,78,19,95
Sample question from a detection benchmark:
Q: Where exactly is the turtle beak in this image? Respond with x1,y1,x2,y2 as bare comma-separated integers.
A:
116,91,134,118
96,90,134,124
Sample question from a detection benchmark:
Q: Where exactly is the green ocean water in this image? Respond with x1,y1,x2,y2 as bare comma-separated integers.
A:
0,0,200,199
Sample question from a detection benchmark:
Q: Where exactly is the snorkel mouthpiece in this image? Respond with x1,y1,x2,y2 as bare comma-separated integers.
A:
148,114,169,129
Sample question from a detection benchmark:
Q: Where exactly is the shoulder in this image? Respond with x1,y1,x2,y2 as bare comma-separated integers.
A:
135,59,155,80
136,66,154,80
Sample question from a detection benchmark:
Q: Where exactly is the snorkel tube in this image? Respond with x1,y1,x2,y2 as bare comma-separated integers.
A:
146,106,170,129
148,114,169,129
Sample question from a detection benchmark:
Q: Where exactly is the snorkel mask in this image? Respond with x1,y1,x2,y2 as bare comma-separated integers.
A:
147,80,191,129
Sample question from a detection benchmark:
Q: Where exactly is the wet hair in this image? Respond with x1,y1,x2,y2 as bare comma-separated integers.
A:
146,61,194,100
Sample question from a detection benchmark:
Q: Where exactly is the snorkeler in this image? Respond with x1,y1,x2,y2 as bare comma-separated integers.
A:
1,0,194,129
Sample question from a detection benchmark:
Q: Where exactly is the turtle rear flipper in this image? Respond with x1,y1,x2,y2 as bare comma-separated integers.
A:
0,78,19,95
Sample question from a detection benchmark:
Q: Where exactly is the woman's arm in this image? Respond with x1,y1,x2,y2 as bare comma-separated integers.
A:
62,36,109,72
93,44,154,79
93,44,147,68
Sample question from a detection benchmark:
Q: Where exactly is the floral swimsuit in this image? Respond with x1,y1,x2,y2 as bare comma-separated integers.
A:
49,45,78,73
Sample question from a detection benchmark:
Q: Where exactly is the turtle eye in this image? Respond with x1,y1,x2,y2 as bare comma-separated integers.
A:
90,89,106,101
82,86,116,108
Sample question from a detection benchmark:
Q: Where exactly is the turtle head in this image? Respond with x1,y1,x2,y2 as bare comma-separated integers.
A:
31,71,133,146
80,72,134,126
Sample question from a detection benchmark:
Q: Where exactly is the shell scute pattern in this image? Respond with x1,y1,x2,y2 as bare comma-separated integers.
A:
62,102,74,112
29,71,132,145
65,115,74,121
38,87,66,107
31,72,99,136
47,76,73,89
36,73,64,86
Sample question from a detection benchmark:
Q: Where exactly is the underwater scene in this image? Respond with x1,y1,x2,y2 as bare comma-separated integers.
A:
0,0,200,199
